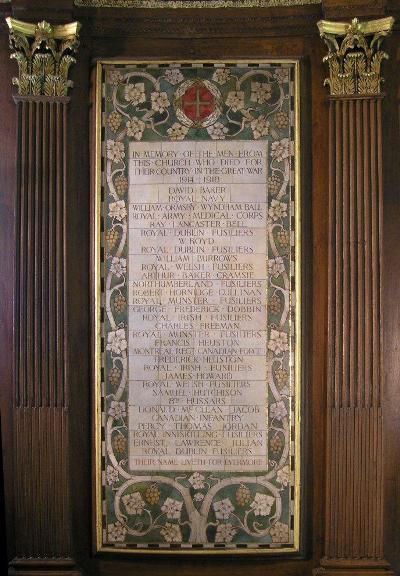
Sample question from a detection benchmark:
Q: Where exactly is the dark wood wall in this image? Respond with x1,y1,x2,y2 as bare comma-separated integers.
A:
0,1,399,576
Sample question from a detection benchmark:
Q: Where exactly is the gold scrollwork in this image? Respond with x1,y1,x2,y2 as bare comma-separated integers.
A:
6,18,81,97
318,17,394,97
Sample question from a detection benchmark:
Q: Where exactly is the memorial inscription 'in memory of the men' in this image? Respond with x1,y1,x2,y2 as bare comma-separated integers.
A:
97,61,301,552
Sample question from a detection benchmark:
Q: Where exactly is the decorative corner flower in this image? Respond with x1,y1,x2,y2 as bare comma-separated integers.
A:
122,491,146,515
250,81,272,104
251,115,270,139
110,256,127,278
107,520,126,542
215,522,237,543
107,139,125,163
108,69,123,86
188,472,205,490
268,199,287,222
269,520,289,543
126,116,146,140
225,91,245,112
167,122,189,141
107,328,128,355
212,68,231,85
165,68,184,85
151,91,170,113
108,200,127,221
161,497,183,520
268,329,289,356
270,400,288,421
160,522,182,543
268,257,285,278
274,68,289,84
276,465,290,486
271,137,293,162
124,82,146,106
207,122,229,140
213,498,234,520
106,464,119,486
250,492,275,516
108,400,126,420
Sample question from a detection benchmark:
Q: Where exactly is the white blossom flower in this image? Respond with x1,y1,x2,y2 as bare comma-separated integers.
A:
270,400,288,421
250,81,272,104
126,116,145,140
212,68,231,85
107,328,128,355
110,256,127,278
106,464,119,485
122,491,145,515
251,115,270,139
124,82,146,105
108,400,126,420
188,472,205,490
268,199,287,222
207,122,229,140
161,497,183,520
167,122,189,141
160,522,182,543
269,521,289,542
108,69,123,86
108,200,127,221
107,139,125,163
274,68,289,84
276,465,290,486
165,68,184,85
226,91,245,112
250,492,275,516
193,492,204,502
107,521,126,542
271,137,292,162
268,257,285,278
213,498,234,520
215,522,237,543
151,91,170,113
268,329,289,355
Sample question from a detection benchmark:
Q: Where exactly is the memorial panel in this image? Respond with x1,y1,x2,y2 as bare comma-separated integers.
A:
95,60,301,553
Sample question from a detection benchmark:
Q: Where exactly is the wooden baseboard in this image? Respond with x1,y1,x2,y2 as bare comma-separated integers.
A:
9,558,83,576
314,558,395,576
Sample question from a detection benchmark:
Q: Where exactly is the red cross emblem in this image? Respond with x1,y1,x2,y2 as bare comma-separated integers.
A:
180,81,216,126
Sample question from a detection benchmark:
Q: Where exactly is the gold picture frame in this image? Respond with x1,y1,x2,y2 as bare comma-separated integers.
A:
93,58,302,555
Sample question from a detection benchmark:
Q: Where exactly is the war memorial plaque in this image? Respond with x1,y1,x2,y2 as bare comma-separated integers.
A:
95,61,301,553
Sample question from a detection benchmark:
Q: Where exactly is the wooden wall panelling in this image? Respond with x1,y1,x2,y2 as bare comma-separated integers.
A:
381,33,400,576
84,32,326,576
0,1,398,575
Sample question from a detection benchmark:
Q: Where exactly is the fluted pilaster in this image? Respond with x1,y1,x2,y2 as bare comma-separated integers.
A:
6,17,82,576
316,16,394,576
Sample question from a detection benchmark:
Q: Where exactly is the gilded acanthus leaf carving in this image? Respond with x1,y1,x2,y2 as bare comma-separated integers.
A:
318,17,394,97
6,18,81,97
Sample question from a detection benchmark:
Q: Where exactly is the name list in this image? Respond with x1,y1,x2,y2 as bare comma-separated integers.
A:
128,140,269,472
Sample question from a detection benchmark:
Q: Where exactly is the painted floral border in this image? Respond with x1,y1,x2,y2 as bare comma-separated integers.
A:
99,62,298,550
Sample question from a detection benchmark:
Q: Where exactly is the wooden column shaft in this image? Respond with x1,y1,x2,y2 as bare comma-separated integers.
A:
318,96,391,575
11,97,79,573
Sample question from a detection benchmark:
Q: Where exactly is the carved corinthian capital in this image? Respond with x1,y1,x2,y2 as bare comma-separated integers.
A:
317,16,394,96
6,17,81,97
